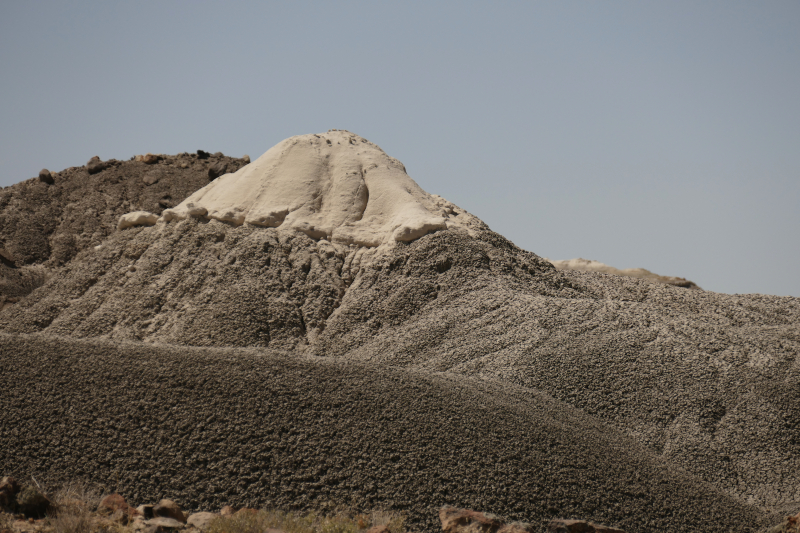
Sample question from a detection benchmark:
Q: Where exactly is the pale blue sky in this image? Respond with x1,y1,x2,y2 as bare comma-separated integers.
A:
2,1,798,296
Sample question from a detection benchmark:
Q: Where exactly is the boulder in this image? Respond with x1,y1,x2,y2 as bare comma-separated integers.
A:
153,499,186,523
207,162,227,181
38,169,54,185
87,156,108,175
546,519,625,533
14,485,50,518
143,170,163,186
186,512,218,531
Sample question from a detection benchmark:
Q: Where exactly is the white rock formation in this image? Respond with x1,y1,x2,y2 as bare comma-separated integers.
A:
160,130,466,247
118,211,159,230
546,257,700,289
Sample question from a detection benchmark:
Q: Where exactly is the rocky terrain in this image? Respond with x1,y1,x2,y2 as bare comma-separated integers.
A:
2,131,799,532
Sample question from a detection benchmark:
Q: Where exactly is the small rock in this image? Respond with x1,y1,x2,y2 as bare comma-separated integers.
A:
242,155,250,164
143,170,163,186
213,152,223,158
235,508,257,516
147,517,185,528
153,499,186,523
14,485,50,518
118,211,159,230
196,150,210,160
219,506,236,517
366,526,392,533
98,493,135,516
137,504,155,519
207,162,227,180
546,519,625,533
179,162,189,169
38,169,54,185
0,476,19,509
87,156,108,175
142,153,159,165
186,512,218,531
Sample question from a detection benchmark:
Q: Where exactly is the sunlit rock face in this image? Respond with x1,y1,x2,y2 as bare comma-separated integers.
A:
159,130,464,247
546,257,701,289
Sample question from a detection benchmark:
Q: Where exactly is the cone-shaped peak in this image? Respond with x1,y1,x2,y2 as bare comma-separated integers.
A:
160,130,459,247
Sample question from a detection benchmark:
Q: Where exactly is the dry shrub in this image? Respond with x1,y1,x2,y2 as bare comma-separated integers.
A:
47,482,101,533
206,509,404,533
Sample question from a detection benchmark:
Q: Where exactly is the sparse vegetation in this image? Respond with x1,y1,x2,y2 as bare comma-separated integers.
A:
206,509,405,533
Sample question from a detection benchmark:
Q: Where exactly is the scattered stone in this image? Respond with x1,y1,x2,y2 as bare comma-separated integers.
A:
136,504,155,519
186,512,217,531
219,506,235,517
14,485,49,518
152,499,185,523
143,170,163,186
87,156,108,175
0,476,19,509
98,493,136,517
143,154,159,165
118,211,159,230
38,169,53,185
147,517,185,528
207,162,227,181
546,519,625,533
242,155,250,164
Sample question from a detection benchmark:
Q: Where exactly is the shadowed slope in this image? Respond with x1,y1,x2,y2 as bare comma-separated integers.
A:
0,332,775,533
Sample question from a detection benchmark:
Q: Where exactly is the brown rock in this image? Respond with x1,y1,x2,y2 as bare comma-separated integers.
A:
242,155,250,164
143,170,163,186
234,508,257,516
38,169,54,185
546,519,625,533
98,493,136,518
366,525,392,533
87,156,108,175
153,499,186,523
219,505,236,517
439,506,508,533
207,162,227,180
143,153,159,165
186,512,218,531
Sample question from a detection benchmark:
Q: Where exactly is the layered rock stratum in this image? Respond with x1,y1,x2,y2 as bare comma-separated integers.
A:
2,131,799,533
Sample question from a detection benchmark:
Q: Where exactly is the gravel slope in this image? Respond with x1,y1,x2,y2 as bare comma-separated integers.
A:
0,331,775,533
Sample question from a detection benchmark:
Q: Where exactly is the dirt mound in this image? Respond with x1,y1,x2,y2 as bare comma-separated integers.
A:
0,151,248,307
546,257,701,289
0,332,775,533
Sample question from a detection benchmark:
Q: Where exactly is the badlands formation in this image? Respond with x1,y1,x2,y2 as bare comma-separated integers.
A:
2,130,800,533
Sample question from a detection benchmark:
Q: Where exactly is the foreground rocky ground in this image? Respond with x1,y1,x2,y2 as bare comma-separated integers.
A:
1,476,628,533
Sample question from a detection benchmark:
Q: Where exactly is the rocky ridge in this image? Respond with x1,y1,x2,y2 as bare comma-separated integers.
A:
2,132,799,532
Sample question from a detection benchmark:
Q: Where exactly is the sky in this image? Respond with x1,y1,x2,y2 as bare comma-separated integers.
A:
1,1,798,297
